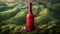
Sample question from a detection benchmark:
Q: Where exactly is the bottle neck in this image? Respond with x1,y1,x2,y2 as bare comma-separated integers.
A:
28,2,32,13
28,9,32,13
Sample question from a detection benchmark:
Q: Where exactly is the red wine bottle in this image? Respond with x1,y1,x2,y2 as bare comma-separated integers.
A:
26,2,34,32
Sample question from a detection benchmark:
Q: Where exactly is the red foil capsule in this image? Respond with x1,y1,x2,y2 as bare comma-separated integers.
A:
26,2,34,32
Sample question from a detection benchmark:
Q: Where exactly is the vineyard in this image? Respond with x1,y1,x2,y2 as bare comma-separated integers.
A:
0,1,60,34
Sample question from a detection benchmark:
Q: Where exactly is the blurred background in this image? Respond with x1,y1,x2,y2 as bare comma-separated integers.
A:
0,0,60,34
0,0,60,25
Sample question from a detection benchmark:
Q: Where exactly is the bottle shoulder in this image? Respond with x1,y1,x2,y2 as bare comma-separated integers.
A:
26,13,34,17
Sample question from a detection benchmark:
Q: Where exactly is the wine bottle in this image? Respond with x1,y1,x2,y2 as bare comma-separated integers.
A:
26,2,34,32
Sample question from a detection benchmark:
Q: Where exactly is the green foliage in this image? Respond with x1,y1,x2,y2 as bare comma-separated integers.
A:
55,30,60,34
46,24,57,30
0,2,60,34
0,24,60,34
0,2,60,25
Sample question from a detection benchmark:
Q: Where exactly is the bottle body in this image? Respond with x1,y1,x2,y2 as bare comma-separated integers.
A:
26,12,34,32
26,2,34,32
